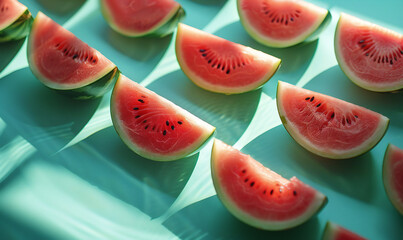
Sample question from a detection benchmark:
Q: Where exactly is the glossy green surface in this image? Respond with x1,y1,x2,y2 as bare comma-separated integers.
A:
0,0,402,239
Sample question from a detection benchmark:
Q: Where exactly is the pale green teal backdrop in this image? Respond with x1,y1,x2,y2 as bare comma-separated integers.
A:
0,0,402,239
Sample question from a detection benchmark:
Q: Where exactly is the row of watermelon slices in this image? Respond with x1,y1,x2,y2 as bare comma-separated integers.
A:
1,0,402,236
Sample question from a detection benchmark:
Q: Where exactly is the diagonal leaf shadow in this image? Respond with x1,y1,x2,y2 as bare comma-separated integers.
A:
0,68,101,155
0,38,25,73
35,0,86,16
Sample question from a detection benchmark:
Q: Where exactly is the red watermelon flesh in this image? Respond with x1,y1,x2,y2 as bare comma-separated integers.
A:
211,139,327,230
28,12,116,90
175,23,281,94
100,0,182,37
277,81,389,159
111,75,215,161
335,13,403,92
383,144,403,215
237,0,329,48
322,222,367,240
0,0,27,30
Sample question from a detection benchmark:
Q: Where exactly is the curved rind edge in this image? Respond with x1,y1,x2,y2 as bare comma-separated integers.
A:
276,81,389,159
236,0,330,48
0,9,33,42
110,75,216,161
382,144,403,215
211,139,327,231
334,13,403,92
175,23,281,94
100,1,185,38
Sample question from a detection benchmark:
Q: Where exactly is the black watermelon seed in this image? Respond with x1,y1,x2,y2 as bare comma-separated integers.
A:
242,169,246,173
145,126,148,129
316,103,321,107
365,53,369,56
400,50,403,54
290,17,294,21
202,53,207,57
305,97,310,100
163,130,167,136
359,40,364,44
226,69,230,74
199,49,206,52
310,96,314,102
166,121,169,126
355,115,358,118
347,118,351,124
171,126,175,130
152,126,156,131
331,112,335,119
244,178,249,183
135,115,140,119
293,191,297,196
133,107,139,110
178,121,183,125
143,120,147,123
263,190,266,194
72,54,78,59
270,189,274,195
208,60,212,63
250,182,255,187
138,99,144,103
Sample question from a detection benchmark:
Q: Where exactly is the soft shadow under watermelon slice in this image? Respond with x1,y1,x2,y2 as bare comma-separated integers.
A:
110,75,215,161
176,23,281,94
211,139,327,231
335,13,403,92
27,12,118,99
276,81,389,159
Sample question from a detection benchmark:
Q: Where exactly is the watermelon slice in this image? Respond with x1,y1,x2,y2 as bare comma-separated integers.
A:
175,23,281,94
0,0,33,42
322,222,367,240
100,0,185,37
27,12,119,99
211,139,327,230
237,0,331,48
110,75,215,161
276,81,389,159
335,13,403,92
383,144,403,215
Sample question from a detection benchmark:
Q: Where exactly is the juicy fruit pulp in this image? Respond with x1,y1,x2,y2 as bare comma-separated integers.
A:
322,222,367,240
335,13,403,92
100,0,185,37
175,23,281,94
276,81,389,159
0,0,33,42
111,75,215,161
28,12,118,99
237,0,330,48
383,144,403,215
211,139,327,230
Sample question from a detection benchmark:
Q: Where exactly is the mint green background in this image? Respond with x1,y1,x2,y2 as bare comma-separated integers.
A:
0,0,402,239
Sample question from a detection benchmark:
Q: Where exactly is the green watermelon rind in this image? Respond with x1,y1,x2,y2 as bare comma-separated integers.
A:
236,0,331,48
276,81,390,159
27,12,118,99
175,23,282,95
334,13,403,92
101,1,185,38
0,9,33,42
110,75,216,161
382,144,403,215
211,139,328,231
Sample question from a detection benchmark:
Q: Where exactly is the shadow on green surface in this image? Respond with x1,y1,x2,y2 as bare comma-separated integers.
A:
164,196,321,240
242,125,376,204
35,0,86,15
0,38,25,73
0,68,101,154
147,70,261,146
107,29,173,62
304,65,403,126
77,126,199,217
213,21,319,98
179,0,228,30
